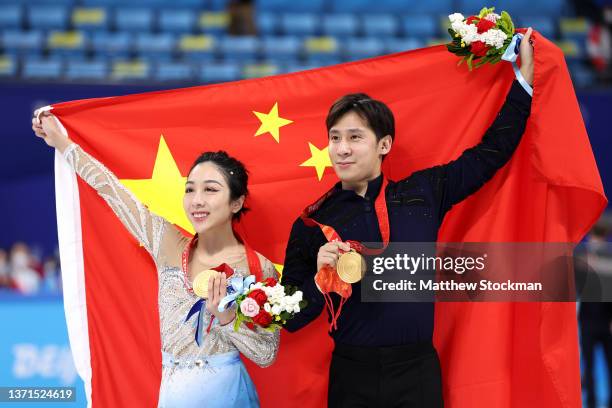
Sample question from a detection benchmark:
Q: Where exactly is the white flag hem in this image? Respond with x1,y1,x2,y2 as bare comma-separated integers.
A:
53,111,93,408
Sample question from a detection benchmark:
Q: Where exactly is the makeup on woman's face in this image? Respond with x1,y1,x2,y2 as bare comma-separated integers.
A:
183,162,238,234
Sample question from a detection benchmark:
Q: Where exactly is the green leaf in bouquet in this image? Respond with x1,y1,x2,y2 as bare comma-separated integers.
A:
466,54,475,71
478,7,495,18
501,11,514,35
234,313,244,332
298,300,308,308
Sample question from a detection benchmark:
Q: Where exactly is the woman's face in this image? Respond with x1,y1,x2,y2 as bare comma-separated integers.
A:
183,162,243,235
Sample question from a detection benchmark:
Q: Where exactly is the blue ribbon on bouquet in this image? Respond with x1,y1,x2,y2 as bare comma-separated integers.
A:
502,33,533,97
218,275,256,312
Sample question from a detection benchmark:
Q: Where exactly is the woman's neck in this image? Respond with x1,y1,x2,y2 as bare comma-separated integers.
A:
195,222,240,258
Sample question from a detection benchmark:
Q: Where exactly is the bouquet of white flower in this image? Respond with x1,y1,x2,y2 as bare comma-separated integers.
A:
447,7,515,70
219,276,307,332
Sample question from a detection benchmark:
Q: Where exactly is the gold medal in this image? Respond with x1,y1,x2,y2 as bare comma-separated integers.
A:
192,269,218,298
337,250,366,284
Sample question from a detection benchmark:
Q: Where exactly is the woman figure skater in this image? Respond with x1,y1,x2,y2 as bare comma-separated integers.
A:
32,112,279,408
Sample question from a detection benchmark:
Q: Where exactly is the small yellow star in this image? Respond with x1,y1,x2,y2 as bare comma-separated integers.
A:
253,102,293,143
300,143,332,181
120,135,193,234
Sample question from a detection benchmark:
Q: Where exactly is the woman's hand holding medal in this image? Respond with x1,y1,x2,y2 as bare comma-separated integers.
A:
205,272,236,326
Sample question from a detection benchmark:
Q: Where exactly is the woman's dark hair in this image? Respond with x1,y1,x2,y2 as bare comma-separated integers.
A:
325,93,395,142
188,151,250,220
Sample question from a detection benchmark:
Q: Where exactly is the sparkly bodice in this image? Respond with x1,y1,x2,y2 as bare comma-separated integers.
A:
63,143,279,370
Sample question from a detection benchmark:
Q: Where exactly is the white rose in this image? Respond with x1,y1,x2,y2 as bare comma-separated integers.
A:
481,28,507,49
271,304,282,315
457,23,478,45
264,302,271,313
448,13,464,23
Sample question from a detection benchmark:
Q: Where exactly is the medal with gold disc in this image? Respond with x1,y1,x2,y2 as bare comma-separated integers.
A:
337,249,366,284
192,269,218,299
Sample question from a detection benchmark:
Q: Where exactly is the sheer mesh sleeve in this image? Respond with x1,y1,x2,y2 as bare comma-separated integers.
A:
63,143,185,267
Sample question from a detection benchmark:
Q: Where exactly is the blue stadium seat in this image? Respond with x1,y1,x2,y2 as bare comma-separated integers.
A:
559,18,589,46
303,56,342,67
155,61,195,81
1,30,44,56
80,0,121,6
283,63,320,74
17,0,74,4
22,57,63,79
92,32,133,58
198,11,229,36
207,0,228,11
27,5,69,30
200,62,240,82
257,0,325,13
114,8,154,32
517,16,556,39
0,5,23,29
159,10,196,33
178,34,216,61
394,0,452,14
280,13,319,37
498,0,565,17
66,60,108,80
72,7,109,32
135,33,175,61
330,0,451,13
329,0,375,13
0,54,17,76
457,0,496,15
174,0,205,7
362,15,399,38
401,16,437,39
111,59,151,80
385,38,425,54
242,62,281,79
47,30,88,59
261,36,301,62
219,36,259,62
322,14,358,38
303,36,341,64
257,13,278,36
343,38,385,61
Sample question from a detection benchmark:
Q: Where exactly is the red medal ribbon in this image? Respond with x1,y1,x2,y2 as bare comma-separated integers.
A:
181,226,263,333
300,176,391,331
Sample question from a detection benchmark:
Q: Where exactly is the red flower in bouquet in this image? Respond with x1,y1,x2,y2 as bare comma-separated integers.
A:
470,41,490,57
247,289,268,306
262,277,277,287
476,18,495,33
252,310,273,327
466,15,478,24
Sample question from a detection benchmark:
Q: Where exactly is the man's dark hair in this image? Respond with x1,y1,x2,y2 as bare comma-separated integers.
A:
325,93,395,143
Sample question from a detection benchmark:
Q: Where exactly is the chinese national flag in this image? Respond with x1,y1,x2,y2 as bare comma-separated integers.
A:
53,31,605,407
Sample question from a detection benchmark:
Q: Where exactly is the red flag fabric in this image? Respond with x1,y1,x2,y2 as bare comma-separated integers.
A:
52,30,605,407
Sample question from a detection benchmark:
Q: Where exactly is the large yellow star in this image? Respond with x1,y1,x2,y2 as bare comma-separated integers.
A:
253,102,293,143
300,143,332,181
120,135,193,234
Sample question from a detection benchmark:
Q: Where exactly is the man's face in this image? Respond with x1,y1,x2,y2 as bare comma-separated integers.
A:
328,111,390,185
